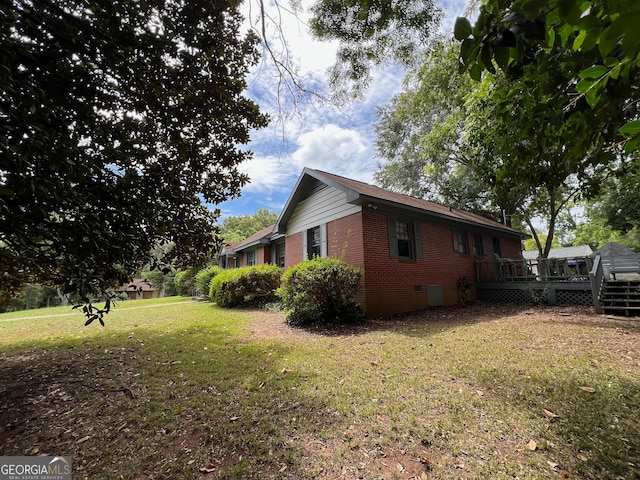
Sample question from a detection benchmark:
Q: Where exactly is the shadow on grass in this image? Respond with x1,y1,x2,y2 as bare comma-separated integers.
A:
473,362,640,479
0,321,344,479
288,302,553,337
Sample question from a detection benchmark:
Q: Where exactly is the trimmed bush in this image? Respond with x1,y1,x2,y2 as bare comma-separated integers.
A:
195,265,222,298
174,268,197,296
209,264,281,308
278,257,363,326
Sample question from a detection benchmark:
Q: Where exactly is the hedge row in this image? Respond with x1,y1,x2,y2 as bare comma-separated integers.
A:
206,258,363,325
209,264,281,308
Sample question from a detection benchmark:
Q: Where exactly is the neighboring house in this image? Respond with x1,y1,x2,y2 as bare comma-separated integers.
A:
218,226,286,269
522,245,593,260
218,241,240,269
113,279,159,300
521,245,594,279
221,168,529,318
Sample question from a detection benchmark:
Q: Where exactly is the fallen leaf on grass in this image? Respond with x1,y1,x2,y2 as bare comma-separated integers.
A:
579,454,588,462
281,367,293,374
579,386,596,393
547,460,558,469
199,464,216,473
229,416,240,422
526,440,537,451
257,381,265,389
544,409,559,419
279,465,287,473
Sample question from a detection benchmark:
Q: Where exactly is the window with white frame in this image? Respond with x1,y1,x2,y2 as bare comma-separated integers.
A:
307,226,321,258
246,249,256,266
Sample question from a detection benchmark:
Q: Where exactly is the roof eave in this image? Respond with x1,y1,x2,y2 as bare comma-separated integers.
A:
358,195,530,239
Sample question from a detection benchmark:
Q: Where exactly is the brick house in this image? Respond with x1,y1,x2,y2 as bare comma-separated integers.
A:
223,168,528,318
226,225,284,268
113,278,160,300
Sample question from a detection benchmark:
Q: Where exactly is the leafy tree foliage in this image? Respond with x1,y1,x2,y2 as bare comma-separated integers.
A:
375,40,506,223
174,268,198,297
374,40,587,256
455,0,639,159
219,208,278,242
309,0,442,97
601,164,640,234
1,0,268,306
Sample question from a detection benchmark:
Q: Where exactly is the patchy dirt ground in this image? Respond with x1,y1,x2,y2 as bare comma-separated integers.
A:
1,302,639,479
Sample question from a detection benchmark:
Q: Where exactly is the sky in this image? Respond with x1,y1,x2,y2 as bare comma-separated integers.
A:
216,0,471,221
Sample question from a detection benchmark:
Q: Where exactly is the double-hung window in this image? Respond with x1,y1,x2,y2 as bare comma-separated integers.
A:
388,217,423,260
396,221,414,259
246,249,256,266
275,242,286,267
307,226,321,258
453,230,469,254
472,233,484,256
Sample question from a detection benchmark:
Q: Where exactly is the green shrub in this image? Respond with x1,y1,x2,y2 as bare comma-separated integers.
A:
195,265,222,298
278,257,363,326
209,264,281,308
174,268,197,296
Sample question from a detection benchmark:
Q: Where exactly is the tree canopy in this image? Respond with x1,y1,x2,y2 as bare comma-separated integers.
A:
374,39,592,256
220,209,278,242
455,0,639,159
0,0,268,309
309,0,442,98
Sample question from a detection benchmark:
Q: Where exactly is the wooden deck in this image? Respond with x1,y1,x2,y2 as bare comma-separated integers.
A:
476,254,640,313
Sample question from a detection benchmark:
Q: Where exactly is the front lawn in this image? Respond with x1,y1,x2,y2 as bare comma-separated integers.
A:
1,300,638,479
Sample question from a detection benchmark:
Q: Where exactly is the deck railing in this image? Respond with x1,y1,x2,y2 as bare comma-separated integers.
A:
475,256,594,283
588,254,604,313
600,254,640,280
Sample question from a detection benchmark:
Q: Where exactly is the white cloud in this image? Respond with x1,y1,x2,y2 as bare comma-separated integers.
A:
237,154,299,194
221,0,474,216
291,124,376,182
439,0,477,35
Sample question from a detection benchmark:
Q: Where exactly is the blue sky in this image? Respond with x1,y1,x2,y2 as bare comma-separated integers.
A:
217,0,470,222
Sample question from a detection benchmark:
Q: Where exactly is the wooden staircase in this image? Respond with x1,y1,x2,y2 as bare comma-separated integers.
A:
600,280,640,316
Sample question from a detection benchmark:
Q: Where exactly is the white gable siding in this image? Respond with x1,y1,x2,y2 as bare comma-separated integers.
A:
287,185,361,234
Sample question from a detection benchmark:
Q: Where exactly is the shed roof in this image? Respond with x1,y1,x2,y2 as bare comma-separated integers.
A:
592,241,635,256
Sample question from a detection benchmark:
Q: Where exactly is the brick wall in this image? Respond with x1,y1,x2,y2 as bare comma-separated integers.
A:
258,245,271,265
498,237,523,259
283,209,524,319
359,211,520,318
284,232,303,268
326,212,367,308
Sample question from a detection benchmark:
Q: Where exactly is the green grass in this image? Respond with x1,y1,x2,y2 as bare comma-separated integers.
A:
1,301,639,479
